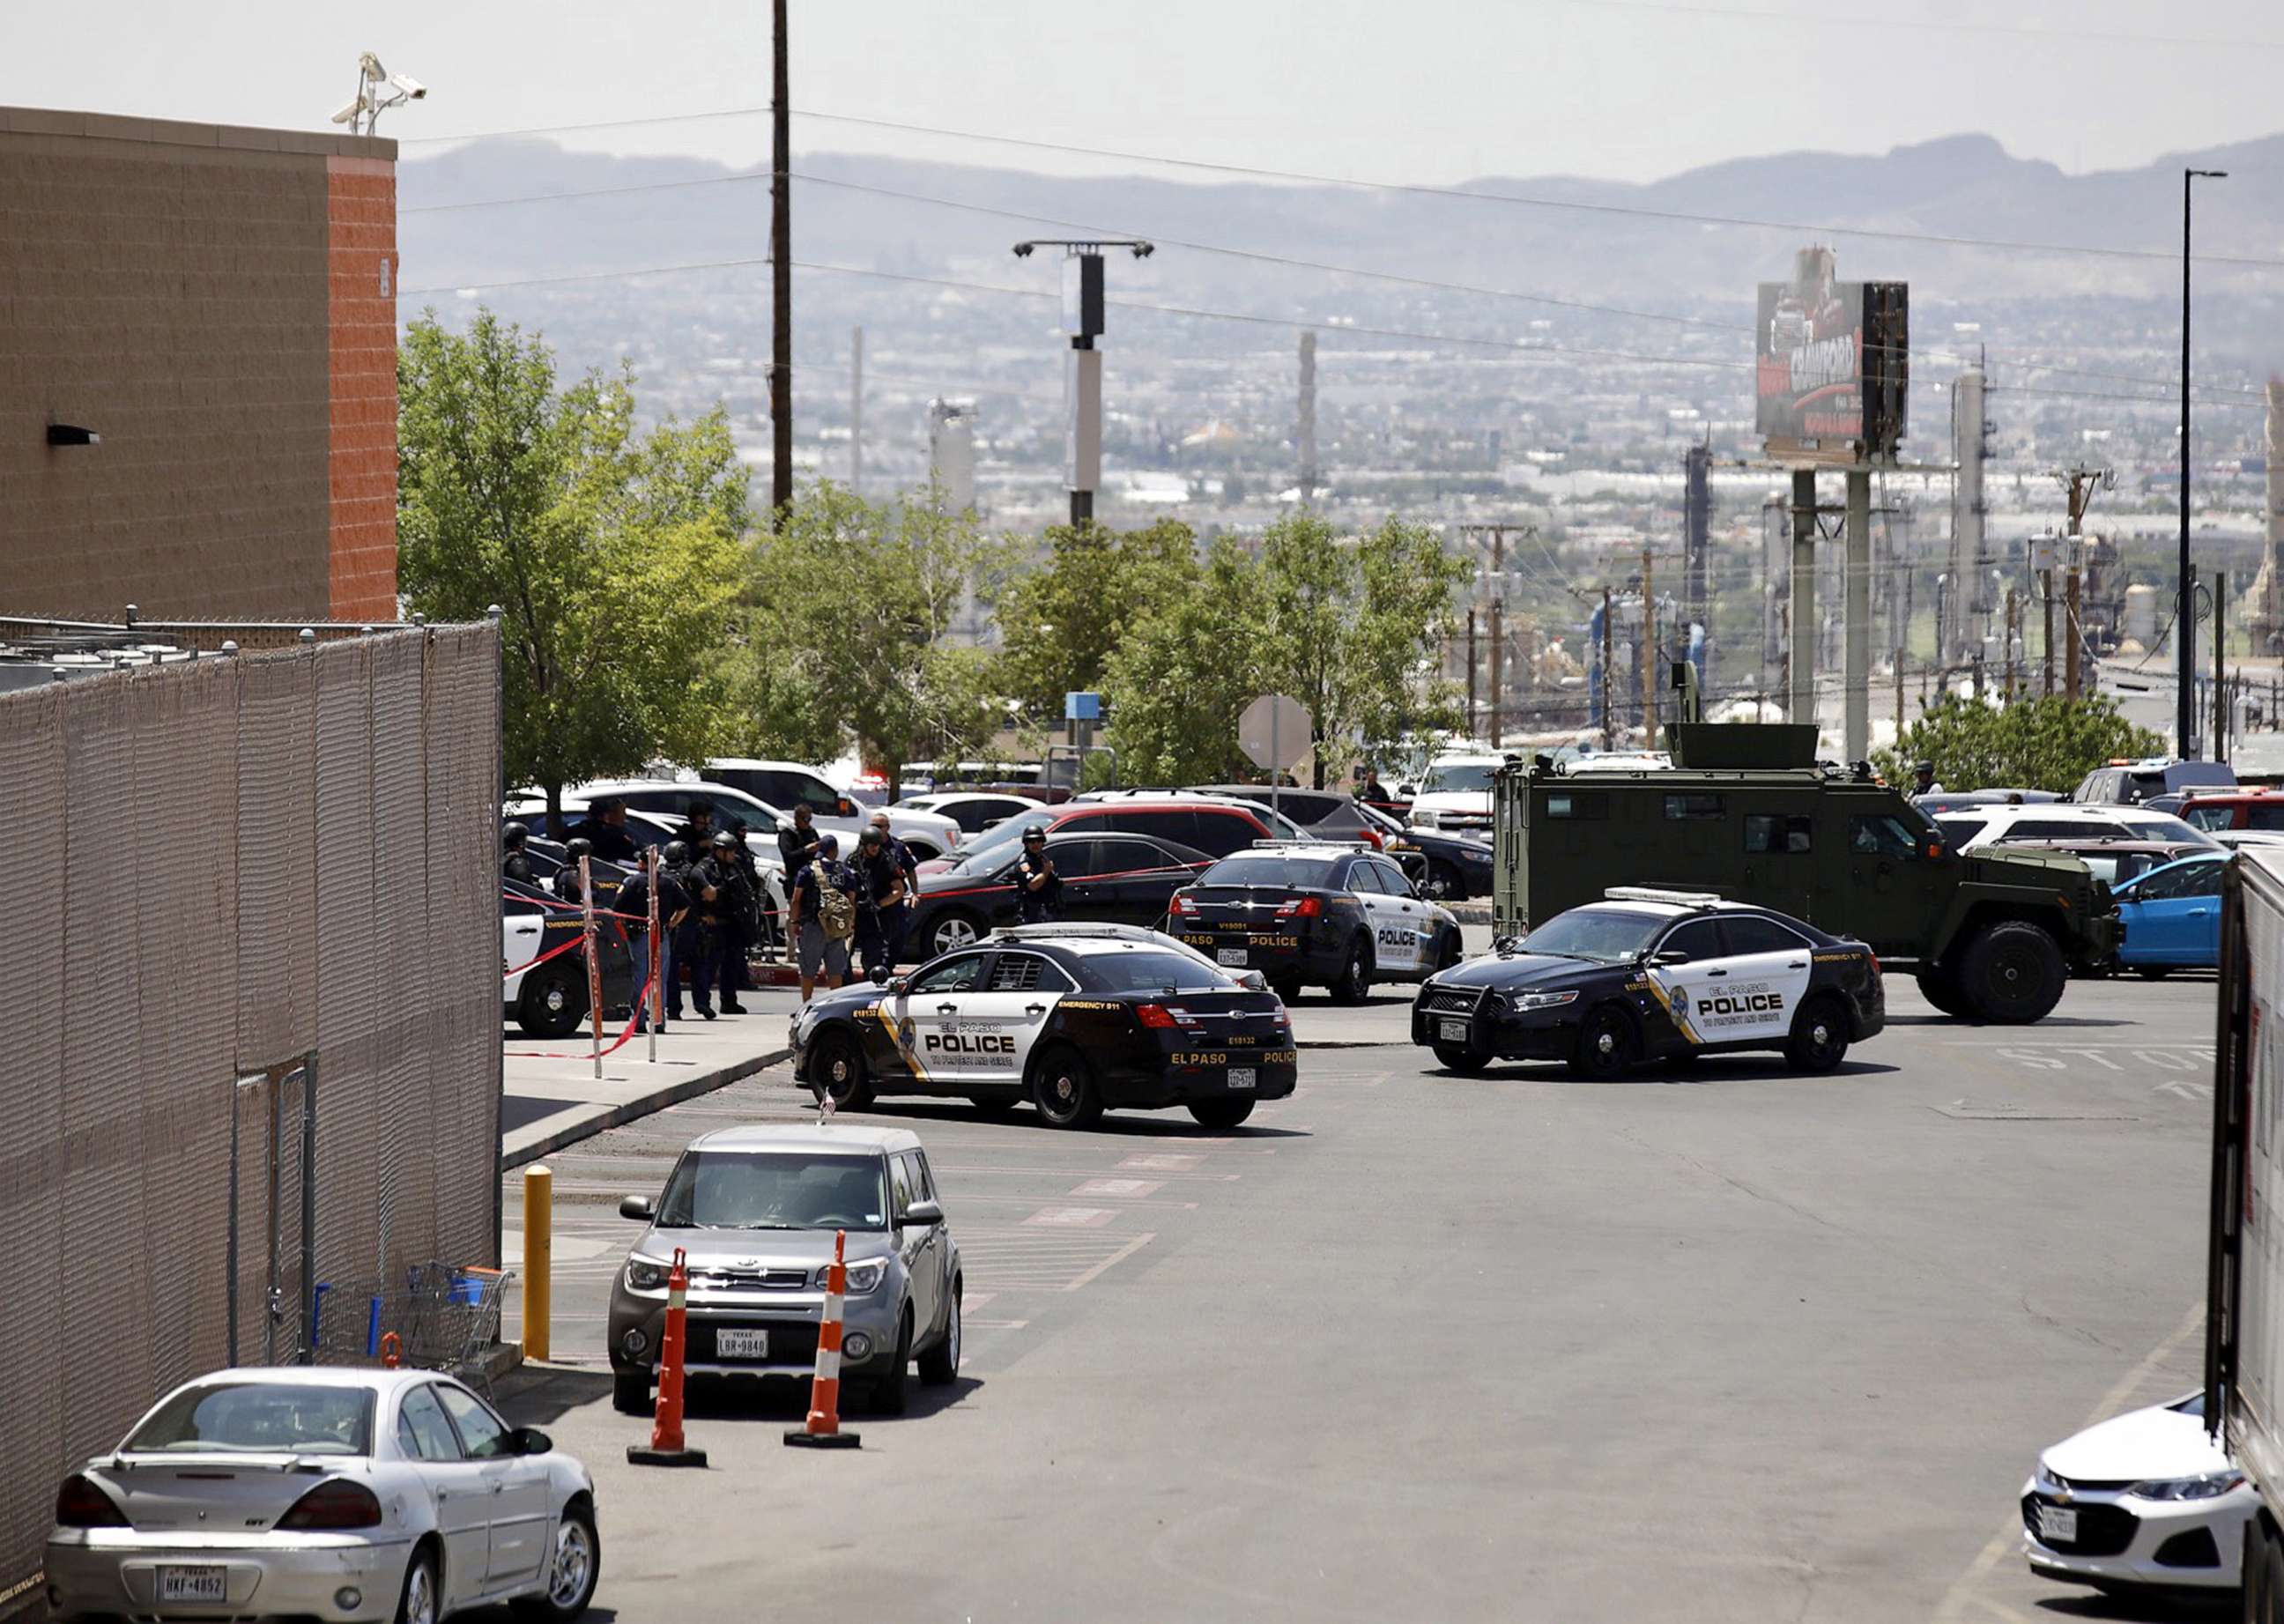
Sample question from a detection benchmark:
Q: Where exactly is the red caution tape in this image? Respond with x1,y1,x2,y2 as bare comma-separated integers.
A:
504,965,658,1061
502,931,588,980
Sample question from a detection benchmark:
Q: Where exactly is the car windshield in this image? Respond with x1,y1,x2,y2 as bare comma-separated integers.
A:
2120,814,2219,847
656,1151,889,1231
126,1383,374,1456
947,812,1057,871
1086,951,1242,992
1198,855,1339,888
1518,906,1668,963
1423,762,1498,794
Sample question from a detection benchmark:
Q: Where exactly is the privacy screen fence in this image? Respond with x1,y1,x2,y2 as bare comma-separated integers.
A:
0,623,501,1608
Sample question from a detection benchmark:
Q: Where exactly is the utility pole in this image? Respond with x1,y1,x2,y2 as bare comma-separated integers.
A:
1683,442,1710,690
1297,331,1318,505
2216,570,2230,761
1488,527,1506,747
768,0,792,523
1640,547,1657,747
1895,649,1906,734
849,326,863,494
2066,570,2083,699
2004,589,2019,700
1843,468,1871,762
1790,470,1817,731
2042,555,2056,696
1601,586,1616,751
1465,609,1479,738
2054,463,2112,701
1014,238,1153,527
2182,167,2228,756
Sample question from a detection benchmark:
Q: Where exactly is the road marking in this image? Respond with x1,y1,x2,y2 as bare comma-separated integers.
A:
963,1292,994,1311
1063,1231,1154,1291
1070,1177,1164,1198
1119,1153,1202,1171
1022,1206,1121,1227
967,1318,1029,1331
1933,1299,2205,1624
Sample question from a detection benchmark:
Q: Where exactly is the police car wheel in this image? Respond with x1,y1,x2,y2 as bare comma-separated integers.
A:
1566,1005,1639,1080
931,910,984,957
809,1031,876,1112
1431,1044,1493,1076
1030,1044,1103,1128
611,1372,649,1415
1425,860,1463,901
2134,966,2171,981
968,1094,1020,1116
1783,995,1850,1073
1329,937,1375,1005
1434,932,1462,974
518,965,587,1040
1187,1098,1256,1129
1269,974,1303,1004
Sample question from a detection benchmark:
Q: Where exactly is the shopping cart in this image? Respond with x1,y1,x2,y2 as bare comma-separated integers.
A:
306,1262,515,1391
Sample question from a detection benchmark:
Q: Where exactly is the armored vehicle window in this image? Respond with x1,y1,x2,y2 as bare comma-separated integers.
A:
1545,792,1606,819
1656,919,1724,963
1935,817,1986,846
1665,793,1725,819
1850,814,1923,859
1745,813,1813,854
1723,915,1810,955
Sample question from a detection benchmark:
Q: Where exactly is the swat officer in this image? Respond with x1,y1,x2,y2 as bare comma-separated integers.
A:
852,825,910,982
697,830,755,1014
615,852,690,1034
502,821,537,885
661,840,716,1021
554,837,594,906
563,796,640,864
1015,825,1061,923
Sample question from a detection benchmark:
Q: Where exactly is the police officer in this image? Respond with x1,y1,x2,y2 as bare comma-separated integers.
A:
721,814,773,968
852,826,909,983
563,796,640,864
675,797,717,850
555,837,594,906
697,830,755,1014
1913,761,1943,797
778,803,822,875
502,821,537,885
661,841,716,1021
1015,825,1061,923
615,852,690,1034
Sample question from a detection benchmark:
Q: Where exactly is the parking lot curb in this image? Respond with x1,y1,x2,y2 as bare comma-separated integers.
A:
501,1046,794,1170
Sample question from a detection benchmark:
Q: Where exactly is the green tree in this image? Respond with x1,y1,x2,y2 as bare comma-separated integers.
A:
733,483,1003,796
396,309,750,822
994,519,1201,719
1873,693,2164,794
1102,515,1472,788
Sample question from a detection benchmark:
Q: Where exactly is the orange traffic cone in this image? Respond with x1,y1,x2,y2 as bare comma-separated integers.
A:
627,1247,708,1467
785,1229,862,1450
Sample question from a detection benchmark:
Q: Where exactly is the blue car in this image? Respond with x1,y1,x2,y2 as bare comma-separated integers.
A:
2112,850,2231,975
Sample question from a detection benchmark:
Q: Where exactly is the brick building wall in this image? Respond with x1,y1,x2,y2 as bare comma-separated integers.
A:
0,108,398,624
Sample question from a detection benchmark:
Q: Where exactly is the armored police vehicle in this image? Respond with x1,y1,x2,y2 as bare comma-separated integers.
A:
1492,723,2117,1024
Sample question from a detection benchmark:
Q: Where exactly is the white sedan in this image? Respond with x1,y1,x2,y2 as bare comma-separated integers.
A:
46,1367,598,1624
2021,1390,2255,1597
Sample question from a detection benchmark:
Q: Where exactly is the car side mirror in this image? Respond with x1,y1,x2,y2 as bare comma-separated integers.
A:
904,1198,945,1227
1650,950,1690,967
509,1426,552,1456
886,975,909,996
1237,969,1269,992
619,1195,654,1221
837,797,858,818
1396,783,1416,798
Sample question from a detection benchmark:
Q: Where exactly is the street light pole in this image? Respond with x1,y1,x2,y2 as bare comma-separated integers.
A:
2180,167,2227,757
1013,238,1153,528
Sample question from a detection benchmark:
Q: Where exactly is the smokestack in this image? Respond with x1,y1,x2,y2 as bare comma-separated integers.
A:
1948,367,1987,664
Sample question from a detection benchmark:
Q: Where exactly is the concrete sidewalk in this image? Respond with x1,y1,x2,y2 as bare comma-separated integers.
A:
501,985,799,1168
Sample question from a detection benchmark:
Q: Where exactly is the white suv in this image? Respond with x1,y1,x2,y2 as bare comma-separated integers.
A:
701,758,961,859
1931,802,2219,852
1405,753,1504,836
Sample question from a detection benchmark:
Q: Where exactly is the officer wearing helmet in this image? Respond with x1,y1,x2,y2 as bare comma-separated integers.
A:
695,829,755,1014
660,840,716,1020
1015,824,1061,923
555,836,594,906
501,820,536,885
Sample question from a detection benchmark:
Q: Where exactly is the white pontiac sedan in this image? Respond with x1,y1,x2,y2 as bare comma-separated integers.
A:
2021,1390,2256,1598
46,1367,597,1624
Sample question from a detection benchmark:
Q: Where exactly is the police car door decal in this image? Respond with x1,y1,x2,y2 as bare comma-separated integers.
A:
911,953,1064,1085
1650,931,1813,1045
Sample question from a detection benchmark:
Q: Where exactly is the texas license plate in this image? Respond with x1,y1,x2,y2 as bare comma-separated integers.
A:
159,1568,227,1605
1438,1020,1471,1043
2037,1505,2078,1544
716,1327,768,1360
1227,1068,1256,1089
1217,948,1248,966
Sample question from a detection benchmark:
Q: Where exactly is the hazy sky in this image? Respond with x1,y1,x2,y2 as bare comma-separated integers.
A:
4,0,2278,183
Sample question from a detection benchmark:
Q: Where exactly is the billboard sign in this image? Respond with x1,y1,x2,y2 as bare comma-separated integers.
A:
1756,248,1907,459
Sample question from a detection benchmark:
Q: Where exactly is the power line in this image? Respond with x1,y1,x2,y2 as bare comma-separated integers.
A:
398,104,2284,270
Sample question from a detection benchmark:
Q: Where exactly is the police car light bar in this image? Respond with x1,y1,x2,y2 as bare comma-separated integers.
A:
992,923,1173,945
1248,839,1378,852
1603,886,1724,908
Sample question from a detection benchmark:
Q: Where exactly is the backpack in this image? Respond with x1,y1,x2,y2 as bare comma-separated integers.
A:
811,863,856,941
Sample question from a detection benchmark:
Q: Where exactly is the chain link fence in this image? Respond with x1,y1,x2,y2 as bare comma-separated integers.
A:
0,622,501,1610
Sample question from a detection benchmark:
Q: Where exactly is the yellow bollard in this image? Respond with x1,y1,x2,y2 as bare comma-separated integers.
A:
523,1164,552,1364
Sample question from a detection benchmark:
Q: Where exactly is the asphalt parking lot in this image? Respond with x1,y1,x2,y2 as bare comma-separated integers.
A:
496,971,2224,1623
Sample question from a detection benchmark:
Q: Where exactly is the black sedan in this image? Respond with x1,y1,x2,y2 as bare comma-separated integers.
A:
904,832,1211,960
790,925,1296,1129
1358,804,1494,901
1413,890,1884,1079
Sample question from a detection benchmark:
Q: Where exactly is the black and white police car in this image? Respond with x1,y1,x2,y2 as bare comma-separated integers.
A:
1413,887,1885,1079
1168,841,1464,1003
790,924,1296,1130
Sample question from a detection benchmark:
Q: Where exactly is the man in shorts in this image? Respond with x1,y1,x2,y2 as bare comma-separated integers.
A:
790,832,853,1001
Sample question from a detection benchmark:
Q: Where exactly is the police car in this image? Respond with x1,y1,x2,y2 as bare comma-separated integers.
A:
790,925,1296,1130
1412,887,1884,1079
1168,842,1464,1003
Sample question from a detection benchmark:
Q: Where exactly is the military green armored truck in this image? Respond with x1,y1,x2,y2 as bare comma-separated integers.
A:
1491,724,2118,1024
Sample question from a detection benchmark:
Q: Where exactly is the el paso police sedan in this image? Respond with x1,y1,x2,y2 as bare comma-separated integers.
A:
791,925,1296,1129
1413,888,1885,1079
